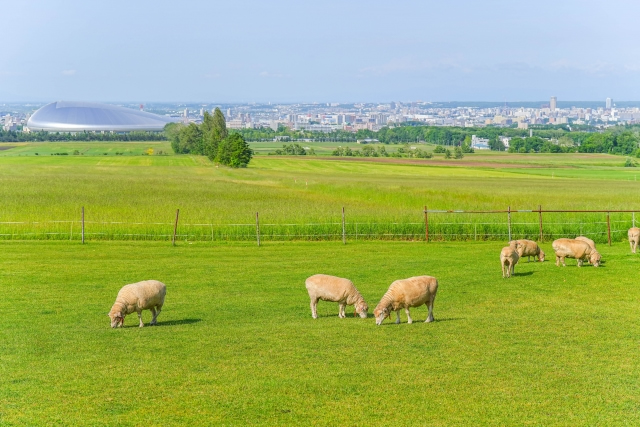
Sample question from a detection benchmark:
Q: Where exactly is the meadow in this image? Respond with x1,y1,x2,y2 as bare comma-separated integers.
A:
0,142,638,243
1,142,640,425
1,240,640,426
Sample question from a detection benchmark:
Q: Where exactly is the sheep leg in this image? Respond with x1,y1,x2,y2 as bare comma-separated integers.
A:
154,305,162,324
501,262,506,278
310,298,318,319
577,258,583,267
404,308,413,324
555,255,560,267
425,297,435,323
338,303,346,319
149,307,158,325
137,310,144,328
395,311,401,324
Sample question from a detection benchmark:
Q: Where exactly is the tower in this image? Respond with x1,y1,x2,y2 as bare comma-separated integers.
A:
606,98,613,109
550,96,557,112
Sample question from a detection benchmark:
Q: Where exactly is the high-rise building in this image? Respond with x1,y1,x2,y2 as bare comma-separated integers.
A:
606,98,613,109
550,96,557,112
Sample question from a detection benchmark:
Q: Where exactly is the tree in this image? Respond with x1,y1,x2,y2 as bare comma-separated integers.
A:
215,133,253,168
204,108,228,160
444,149,452,159
454,146,464,159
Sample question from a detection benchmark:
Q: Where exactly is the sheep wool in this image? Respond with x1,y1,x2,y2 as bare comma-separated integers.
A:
374,276,438,325
109,280,166,328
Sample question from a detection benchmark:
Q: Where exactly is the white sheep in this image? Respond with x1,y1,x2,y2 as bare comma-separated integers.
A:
373,276,438,325
514,239,544,262
628,227,640,254
552,238,601,267
108,280,166,328
575,236,596,250
305,274,368,319
500,241,520,278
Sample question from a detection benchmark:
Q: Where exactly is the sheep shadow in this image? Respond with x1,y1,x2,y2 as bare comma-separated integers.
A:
511,271,534,277
154,318,202,327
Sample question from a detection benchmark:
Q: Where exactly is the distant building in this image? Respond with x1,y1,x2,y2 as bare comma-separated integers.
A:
517,122,529,130
606,98,613,109
550,96,557,112
471,135,490,150
498,136,511,148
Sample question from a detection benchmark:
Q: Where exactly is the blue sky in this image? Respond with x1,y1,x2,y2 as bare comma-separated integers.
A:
1,0,639,102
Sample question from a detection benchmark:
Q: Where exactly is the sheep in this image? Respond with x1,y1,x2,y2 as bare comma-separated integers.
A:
514,239,544,262
628,227,640,254
373,276,438,325
305,274,368,319
108,280,166,328
575,236,596,250
500,241,520,278
552,238,601,267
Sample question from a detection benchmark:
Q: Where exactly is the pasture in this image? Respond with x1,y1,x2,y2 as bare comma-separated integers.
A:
1,240,639,426
1,143,640,425
0,143,639,242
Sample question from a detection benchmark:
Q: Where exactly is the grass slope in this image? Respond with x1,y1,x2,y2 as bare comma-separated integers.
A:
1,240,639,425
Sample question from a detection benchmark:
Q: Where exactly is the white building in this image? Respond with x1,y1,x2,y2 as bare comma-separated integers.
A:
471,135,490,150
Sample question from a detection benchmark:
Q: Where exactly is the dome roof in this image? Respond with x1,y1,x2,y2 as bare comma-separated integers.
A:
27,101,179,132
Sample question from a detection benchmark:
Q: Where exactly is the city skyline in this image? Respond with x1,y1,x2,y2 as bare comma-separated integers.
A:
2,0,640,102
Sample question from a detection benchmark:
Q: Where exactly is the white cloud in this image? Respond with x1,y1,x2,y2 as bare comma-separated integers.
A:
61,69,76,76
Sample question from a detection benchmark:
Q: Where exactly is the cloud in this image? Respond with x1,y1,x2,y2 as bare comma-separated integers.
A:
61,69,76,76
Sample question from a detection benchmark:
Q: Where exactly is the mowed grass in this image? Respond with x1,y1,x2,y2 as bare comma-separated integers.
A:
1,240,639,426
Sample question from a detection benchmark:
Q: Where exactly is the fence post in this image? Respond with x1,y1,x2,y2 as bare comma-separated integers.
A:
507,206,512,242
82,206,85,244
342,207,346,245
172,209,179,246
634,212,636,228
607,212,611,246
538,205,543,242
424,206,429,242
256,212,260,247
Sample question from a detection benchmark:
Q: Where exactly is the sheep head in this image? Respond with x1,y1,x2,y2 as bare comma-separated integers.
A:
590,250,601,267
538,249,545,262
374,307,390,325
355,301,369,319
109,311,125,328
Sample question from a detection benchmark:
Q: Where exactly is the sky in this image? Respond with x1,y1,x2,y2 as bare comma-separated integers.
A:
1,0,640,103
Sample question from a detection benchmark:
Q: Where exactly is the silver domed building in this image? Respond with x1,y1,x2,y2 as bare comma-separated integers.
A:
27,101,179,132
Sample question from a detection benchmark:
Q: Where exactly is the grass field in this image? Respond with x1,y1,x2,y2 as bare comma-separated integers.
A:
1,142,640,425
1,239,639,426
0,142,638,242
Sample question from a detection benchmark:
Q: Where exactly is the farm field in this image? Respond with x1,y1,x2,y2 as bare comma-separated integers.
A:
1,143,640,425
0,142,639,242
1,240,639,426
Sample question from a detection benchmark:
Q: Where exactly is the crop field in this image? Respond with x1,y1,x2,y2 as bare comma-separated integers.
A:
1,239,639,426
1,143,640,425
0,142,638,242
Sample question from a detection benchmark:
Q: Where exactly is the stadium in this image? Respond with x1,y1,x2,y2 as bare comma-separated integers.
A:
26,101,179,132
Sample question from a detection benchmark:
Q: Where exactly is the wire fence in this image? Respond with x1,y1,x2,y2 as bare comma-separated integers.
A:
0,206,637,244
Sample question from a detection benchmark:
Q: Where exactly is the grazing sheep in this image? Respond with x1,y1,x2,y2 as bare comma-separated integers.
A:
628,227,640,254
575,236,596,250
305,274,368,319
109,280,166,328
373,276,438,325
552,238,601,267
500,242,520,278
514,239,545,262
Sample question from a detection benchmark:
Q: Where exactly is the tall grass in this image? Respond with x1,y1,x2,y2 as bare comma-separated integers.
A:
0,148,639,242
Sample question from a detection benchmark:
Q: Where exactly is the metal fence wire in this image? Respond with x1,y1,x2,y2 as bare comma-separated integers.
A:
0,206,637,245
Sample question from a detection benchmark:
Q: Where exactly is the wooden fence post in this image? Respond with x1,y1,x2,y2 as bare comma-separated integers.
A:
82,206,85,244
607,212,611,246
342,207,346,245
538,205,543,242
507,206,512,242
256,212,260,247
424,206,429,242
172,209,179,246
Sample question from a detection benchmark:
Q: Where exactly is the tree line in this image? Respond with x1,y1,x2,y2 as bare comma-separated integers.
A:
165,108,253,168
0,130,165,142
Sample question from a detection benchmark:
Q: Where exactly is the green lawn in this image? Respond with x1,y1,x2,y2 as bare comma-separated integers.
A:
1,240,638,426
